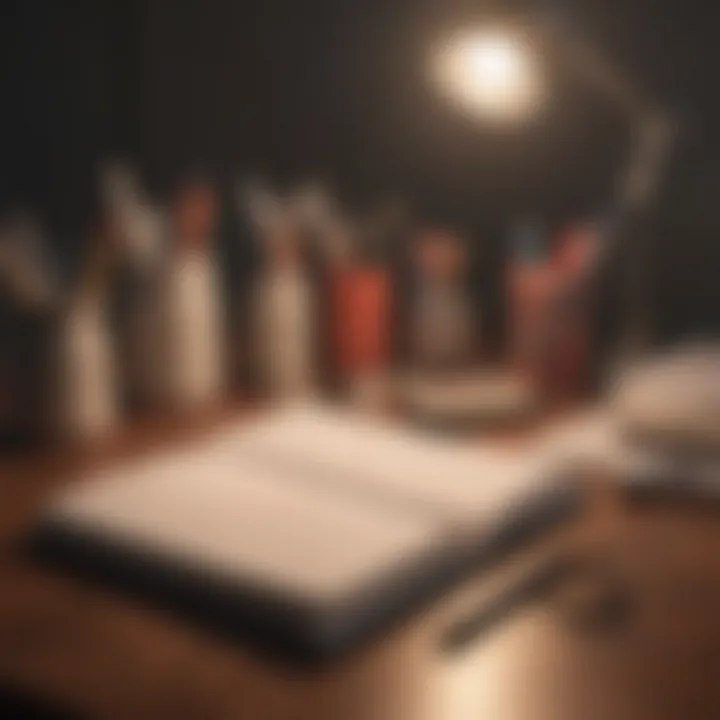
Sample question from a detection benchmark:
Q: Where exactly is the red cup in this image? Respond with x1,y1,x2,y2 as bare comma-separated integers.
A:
331,268,392,377
508,262,591,402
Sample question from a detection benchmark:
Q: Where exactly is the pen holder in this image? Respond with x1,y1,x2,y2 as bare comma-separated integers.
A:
331,267,392,382
55,300,118,444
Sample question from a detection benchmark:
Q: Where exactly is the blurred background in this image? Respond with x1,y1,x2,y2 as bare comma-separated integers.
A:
1,0,717,350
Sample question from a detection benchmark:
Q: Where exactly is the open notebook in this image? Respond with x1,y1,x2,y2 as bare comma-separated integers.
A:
30,405,585,665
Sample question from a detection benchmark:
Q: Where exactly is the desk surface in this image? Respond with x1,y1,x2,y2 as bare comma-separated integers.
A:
2,409,720,719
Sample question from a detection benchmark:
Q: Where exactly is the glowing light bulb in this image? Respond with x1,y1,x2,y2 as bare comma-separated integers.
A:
434,30,542,121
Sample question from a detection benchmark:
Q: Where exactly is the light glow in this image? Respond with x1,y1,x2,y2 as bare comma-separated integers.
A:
434,30,542,121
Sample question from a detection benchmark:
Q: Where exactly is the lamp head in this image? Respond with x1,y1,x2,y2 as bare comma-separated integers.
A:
433,27,543,122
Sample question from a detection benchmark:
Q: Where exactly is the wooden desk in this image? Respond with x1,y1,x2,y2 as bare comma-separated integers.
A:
2,412,720,719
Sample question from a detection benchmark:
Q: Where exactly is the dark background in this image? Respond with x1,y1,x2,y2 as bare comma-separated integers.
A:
1,0,719,349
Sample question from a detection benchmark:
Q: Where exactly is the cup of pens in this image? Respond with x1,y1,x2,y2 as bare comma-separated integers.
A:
324,200,407,402
331,266,392,380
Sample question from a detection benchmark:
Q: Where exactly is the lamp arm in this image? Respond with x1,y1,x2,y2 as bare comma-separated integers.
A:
615,114,675,218
536,8,677,220
536,5,678,361
535,2,652,117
